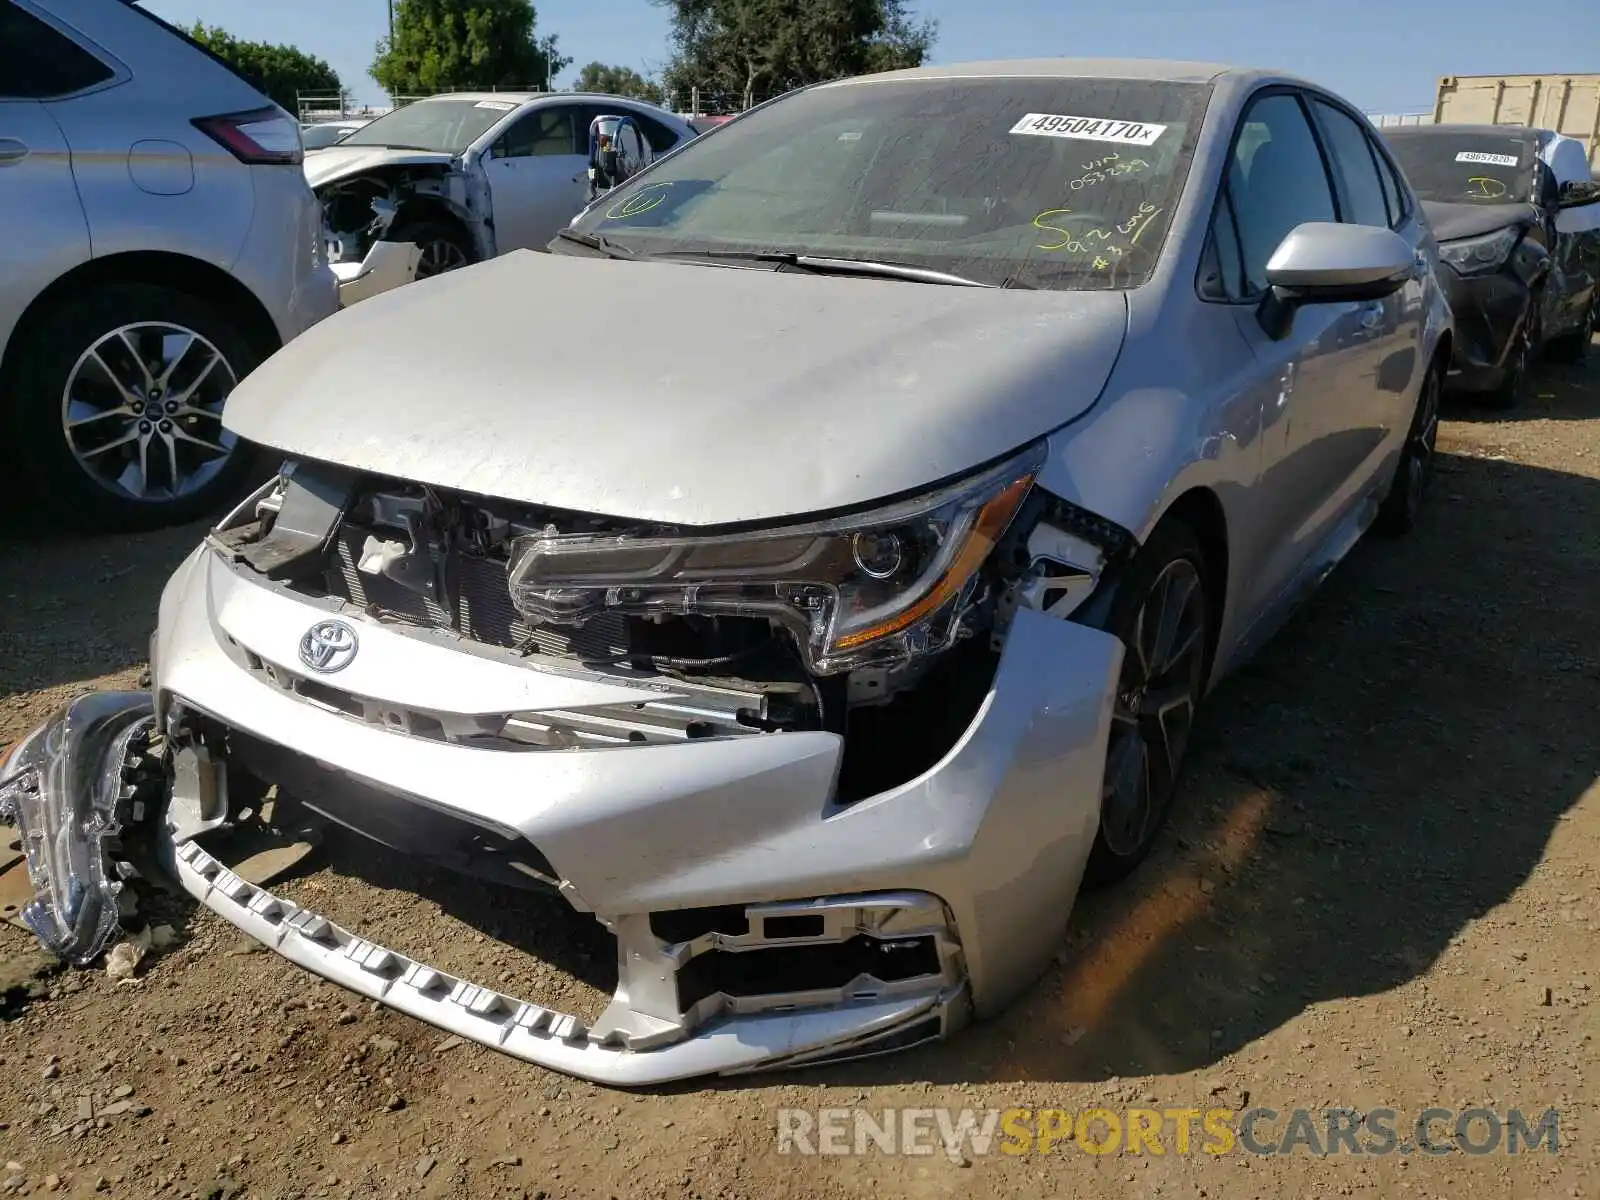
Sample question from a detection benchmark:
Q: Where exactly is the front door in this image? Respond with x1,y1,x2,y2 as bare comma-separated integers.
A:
483,104,590,254
1211,90,1373,619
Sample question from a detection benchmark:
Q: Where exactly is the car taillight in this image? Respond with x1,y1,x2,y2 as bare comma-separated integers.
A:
193,106,303,165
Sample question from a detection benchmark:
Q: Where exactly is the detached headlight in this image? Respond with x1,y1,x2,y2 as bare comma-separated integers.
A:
1438,226,1520,276
506,443,1045,675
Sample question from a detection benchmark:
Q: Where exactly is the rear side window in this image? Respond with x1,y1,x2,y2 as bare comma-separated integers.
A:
0,0,115,99
567,103,680,155
1311,99,1391,229
626,110,683,154
1368,137,1409,227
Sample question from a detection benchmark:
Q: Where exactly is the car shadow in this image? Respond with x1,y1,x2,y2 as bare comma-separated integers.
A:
1446,337,1599,422
749,446,1599,1089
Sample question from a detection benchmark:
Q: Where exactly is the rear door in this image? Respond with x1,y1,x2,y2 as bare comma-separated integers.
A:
0,0,95,348
1306,96,1428,508
483,103,589,253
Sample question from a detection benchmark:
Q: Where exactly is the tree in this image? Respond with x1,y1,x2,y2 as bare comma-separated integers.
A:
370,0,572,95
573,62,666,105
188,23,341,114
652,0,935,110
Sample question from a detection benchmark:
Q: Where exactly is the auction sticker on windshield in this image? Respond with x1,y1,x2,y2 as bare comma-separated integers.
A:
1456,151,1519,166
1011,113,1167,146
475,100,517,111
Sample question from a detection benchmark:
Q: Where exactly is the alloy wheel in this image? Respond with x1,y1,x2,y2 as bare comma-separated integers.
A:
416,238,470,279
59,322,238,502
1100,558,1209,857
1403,369,1441,518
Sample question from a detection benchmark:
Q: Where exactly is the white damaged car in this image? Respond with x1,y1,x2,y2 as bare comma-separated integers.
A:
2,58,1449,1085
309,91,697,304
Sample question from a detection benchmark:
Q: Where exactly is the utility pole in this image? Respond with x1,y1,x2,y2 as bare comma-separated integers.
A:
387,0,394,41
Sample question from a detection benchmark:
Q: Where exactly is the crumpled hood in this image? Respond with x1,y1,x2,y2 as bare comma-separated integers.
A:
304,145,457,190
222,251,1129,527
1422,200,1535,244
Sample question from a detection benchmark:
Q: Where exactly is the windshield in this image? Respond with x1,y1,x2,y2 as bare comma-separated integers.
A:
339,98,519,153
1383,130,1537,205
301,124,358,150
566,77,1212,290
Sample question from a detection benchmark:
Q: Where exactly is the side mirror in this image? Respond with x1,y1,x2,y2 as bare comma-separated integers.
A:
1258,222,1414,340
1558,179,1600,209
587,114,653,201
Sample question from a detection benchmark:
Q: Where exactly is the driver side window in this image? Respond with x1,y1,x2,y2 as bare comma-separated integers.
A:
495,107,576,159
1200,92,1338,302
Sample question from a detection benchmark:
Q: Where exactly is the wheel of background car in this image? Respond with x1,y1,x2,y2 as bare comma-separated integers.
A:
393,219,474,279
1375,360,1442,537
7,282,262,532
1084,518,1212,887
1485,293,1540,411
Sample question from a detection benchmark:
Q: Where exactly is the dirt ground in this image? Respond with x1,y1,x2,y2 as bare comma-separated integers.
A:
2,345,1598,1200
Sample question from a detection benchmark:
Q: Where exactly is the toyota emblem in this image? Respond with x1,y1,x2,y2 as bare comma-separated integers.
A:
298,619,359,674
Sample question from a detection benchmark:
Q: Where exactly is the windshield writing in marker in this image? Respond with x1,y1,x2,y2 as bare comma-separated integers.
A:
1032,201,1161,268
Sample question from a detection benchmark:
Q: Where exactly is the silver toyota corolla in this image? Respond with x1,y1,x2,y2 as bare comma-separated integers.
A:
2,58,1450,1085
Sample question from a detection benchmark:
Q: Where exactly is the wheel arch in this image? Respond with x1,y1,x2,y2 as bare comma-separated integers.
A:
0,251,281,404
1070,484,1230,682
1148,486,1230,673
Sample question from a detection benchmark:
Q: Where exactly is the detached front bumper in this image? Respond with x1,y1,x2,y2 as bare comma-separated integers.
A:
332,241,423,307
4,544,1122,1086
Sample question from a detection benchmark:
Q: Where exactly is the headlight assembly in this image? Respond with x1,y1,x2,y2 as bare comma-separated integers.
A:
506,443,1046,675
1438,226,1521,276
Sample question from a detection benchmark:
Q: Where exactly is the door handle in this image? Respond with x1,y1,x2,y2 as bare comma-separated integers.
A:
1359,303,1384,331
0,138,29,166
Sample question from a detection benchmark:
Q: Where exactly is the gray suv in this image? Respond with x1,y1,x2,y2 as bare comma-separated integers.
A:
0,0,337,529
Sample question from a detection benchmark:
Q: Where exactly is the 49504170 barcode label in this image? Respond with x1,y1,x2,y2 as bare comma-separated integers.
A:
1010,113,1167,146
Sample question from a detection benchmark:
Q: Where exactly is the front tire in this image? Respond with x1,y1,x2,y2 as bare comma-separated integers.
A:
1084,519,1212,887
1484,293,1540,410
391,219,475,280
8,282,263,532
1545,291,1599,362
1375,362,1441,537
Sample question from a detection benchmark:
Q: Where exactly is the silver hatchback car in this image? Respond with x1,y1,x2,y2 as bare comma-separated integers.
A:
0,0,337,529
5,59,1448,1085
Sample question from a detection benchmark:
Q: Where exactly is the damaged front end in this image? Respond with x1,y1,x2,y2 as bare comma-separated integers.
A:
3,443,1131,1085
317,160,489,304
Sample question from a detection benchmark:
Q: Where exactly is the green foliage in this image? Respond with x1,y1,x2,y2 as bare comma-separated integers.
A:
652,0,935,107
573,62,667,105
187,22,341,113
370,0,572,95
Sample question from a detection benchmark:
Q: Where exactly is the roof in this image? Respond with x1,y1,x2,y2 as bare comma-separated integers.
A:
407,91,675,111
409,92,542,105
827,58,1236,86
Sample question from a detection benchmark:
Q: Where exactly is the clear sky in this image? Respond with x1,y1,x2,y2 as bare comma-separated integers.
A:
145,0,1599,114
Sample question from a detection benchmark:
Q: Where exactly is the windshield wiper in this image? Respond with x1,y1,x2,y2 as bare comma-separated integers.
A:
653,249,1030,288
550,229,641,259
